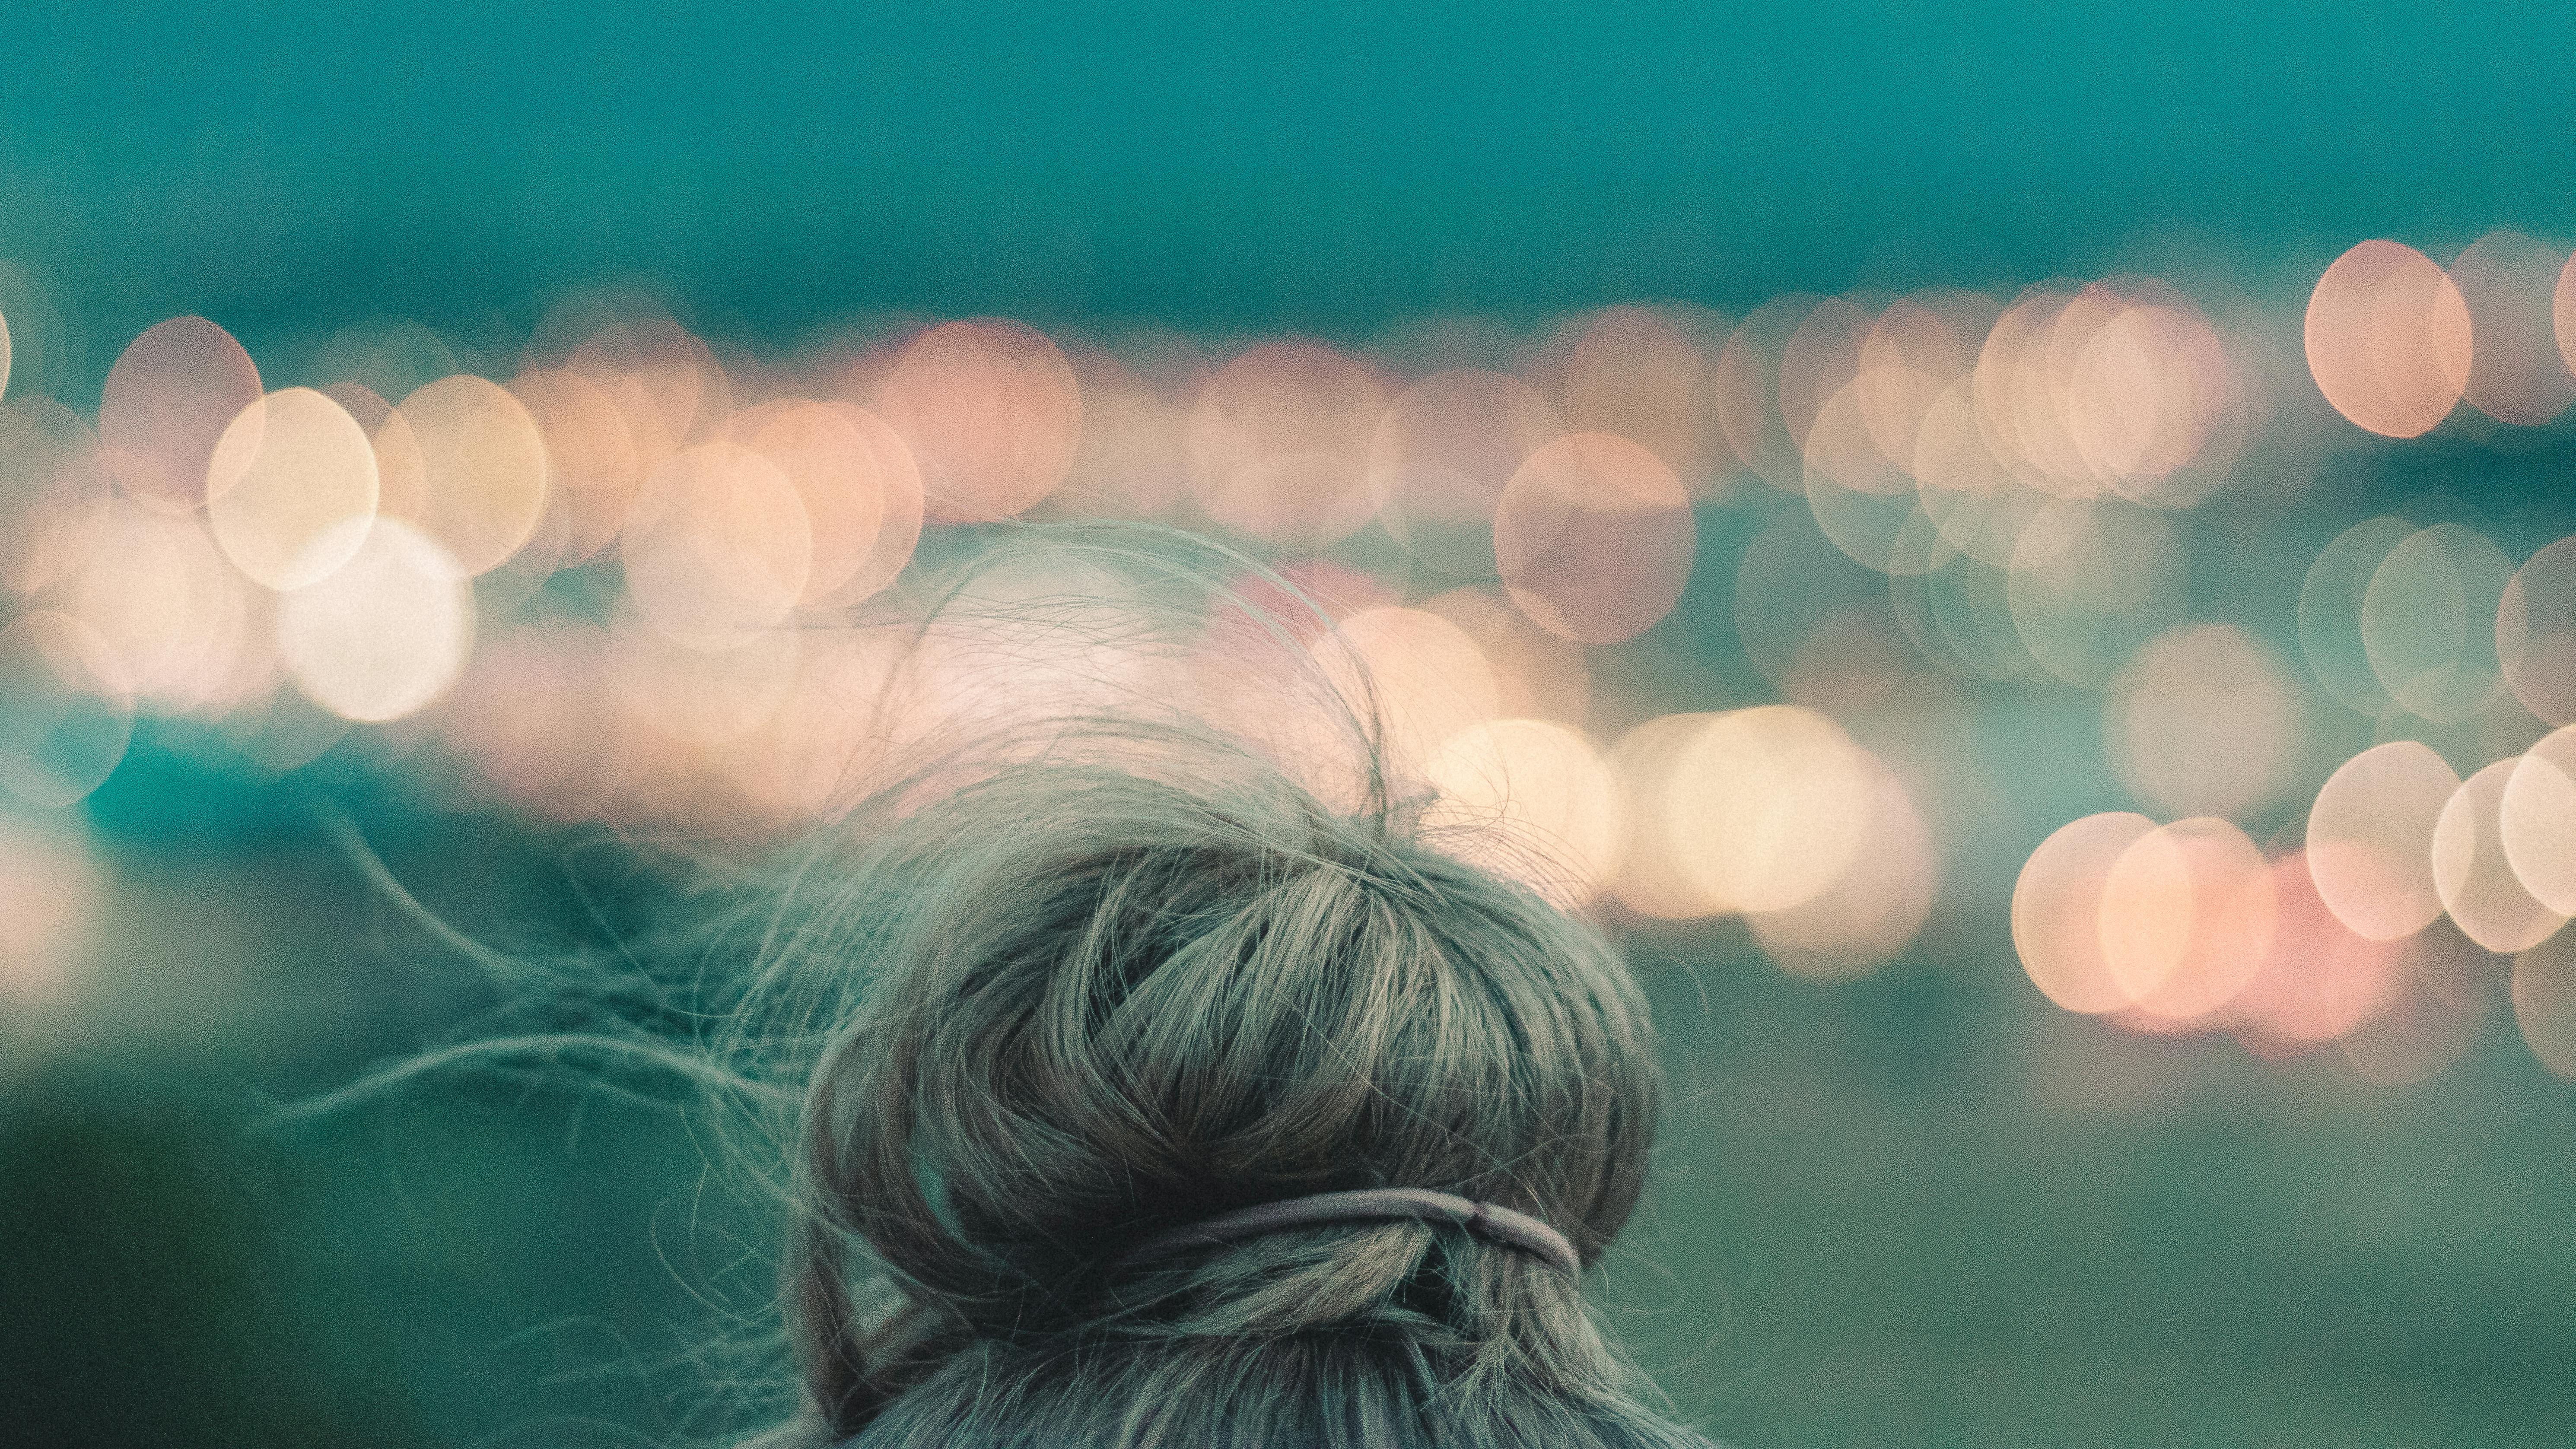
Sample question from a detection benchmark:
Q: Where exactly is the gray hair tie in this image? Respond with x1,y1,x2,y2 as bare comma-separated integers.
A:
1123,1187,1582,1277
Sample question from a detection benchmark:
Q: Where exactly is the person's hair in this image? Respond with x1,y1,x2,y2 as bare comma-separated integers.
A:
315,531,1706,1449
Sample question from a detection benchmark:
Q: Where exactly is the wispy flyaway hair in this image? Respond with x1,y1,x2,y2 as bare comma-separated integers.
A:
325,529,1708,1449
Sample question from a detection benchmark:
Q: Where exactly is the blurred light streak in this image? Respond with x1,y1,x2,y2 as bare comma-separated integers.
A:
206,388,380,590
2012,810,2161,1014
2302,240,2471,438
2361,523,2513,722
2431,758,2570,953
2103,623,2300,822
2450,229,2576,426
275,518,474,723
1494,432,1695,644
876,319,1081,523
97,316,264,512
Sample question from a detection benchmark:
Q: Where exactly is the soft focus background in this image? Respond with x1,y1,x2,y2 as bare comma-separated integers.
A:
6,5,2576,1446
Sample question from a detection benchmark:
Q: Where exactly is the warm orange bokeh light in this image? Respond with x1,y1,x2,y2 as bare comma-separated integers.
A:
2103,623,2299,821
275,518,474,723
2307,741,2459,941
2303,240,2472,438
206,388,380,591
876,319,1081,523
1311,606,1501,770
620,442,813,646
1494,432,1695,645
385,375,553,578
2097,816,2274,1025
1422,717,1624,908
1554,306,1729,496
2229,852,2408,1052
1658,705,1877,916
2450,229,2576,426
2431,758,2569,953
2498,535,2576,726
2498,724,2576,918
98,316,264,511
2013,811,2161,1014
1185,340,1388,545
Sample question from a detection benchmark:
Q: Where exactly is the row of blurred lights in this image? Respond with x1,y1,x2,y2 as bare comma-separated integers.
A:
0,232,2573,1083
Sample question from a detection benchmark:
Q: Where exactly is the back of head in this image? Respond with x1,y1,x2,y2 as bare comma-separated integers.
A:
625,534,1715,1448
762,741,1696,1449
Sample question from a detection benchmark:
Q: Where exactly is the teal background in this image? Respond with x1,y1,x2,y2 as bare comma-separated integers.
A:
6,6,2576,1447
5,4,2575,348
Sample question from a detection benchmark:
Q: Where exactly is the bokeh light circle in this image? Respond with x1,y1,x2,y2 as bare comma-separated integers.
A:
2361,523,2512,722
620,442,814,646
1186,341,1387,544
391,374,552,577
2431,758,2570,954
1494,432,1695,644
1422,717,1623,907
205,388,380,590
1660,705,1875,915
2013,811,2160,1014
2098,817,2275,1025
2450,229,2576,426
99,316,266,510
0,611,134,808
2103,623,2299,821
876,319,1081,523
2307,740,2460,941
2498,725,2576,917
2302,240,2471,438
2498,535,2576,726
276,519,475,723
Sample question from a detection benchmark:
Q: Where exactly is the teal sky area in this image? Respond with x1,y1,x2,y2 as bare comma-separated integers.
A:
1,3,2570,360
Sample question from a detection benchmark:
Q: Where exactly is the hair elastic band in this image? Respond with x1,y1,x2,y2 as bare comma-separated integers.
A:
1124,1187,1582,1277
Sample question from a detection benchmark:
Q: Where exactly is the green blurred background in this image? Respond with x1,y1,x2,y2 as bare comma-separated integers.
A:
5,6,2576,1447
